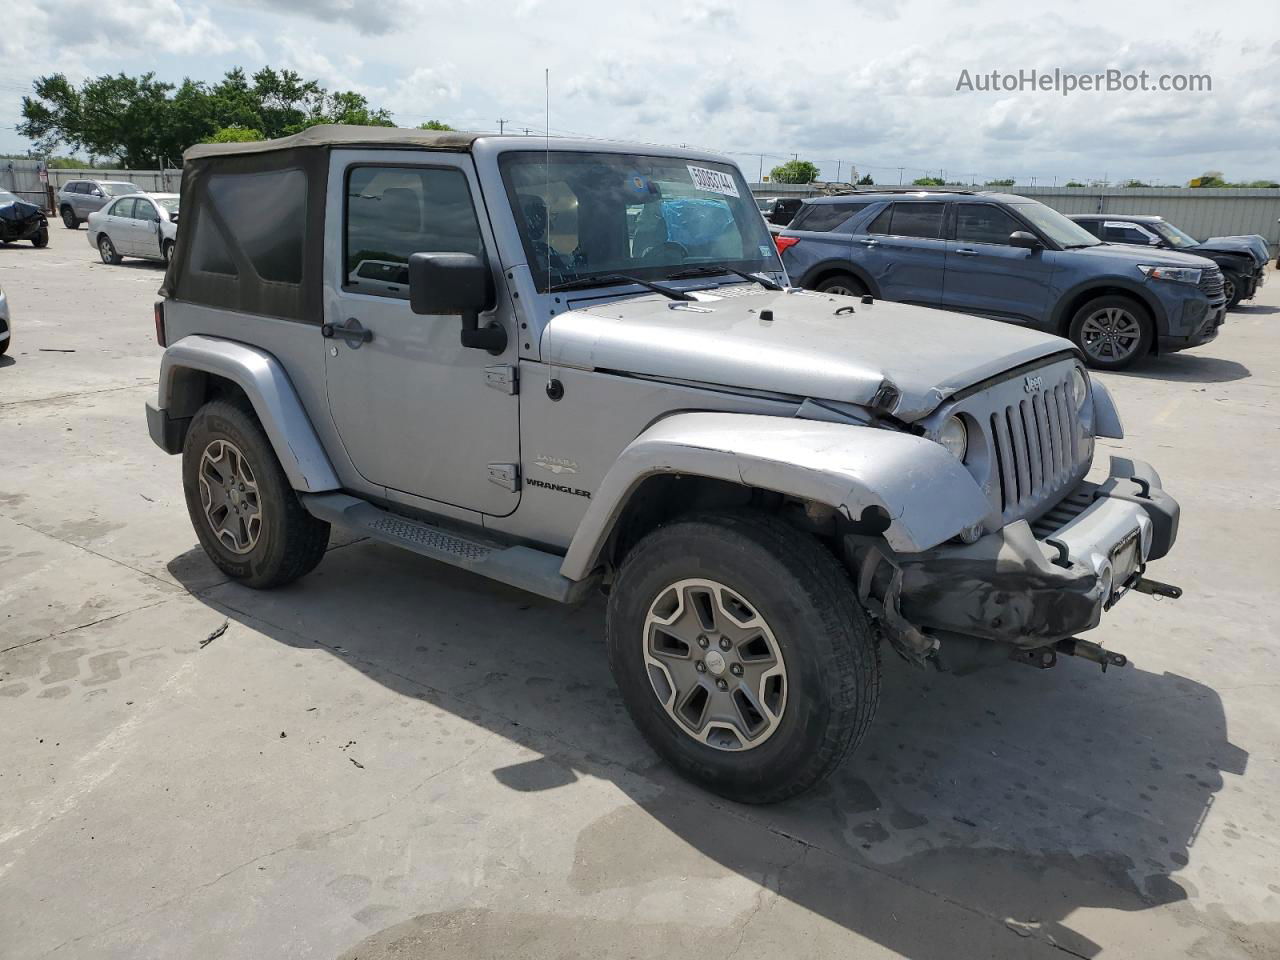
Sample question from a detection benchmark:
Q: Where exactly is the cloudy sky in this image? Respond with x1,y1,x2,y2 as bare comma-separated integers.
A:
2,0,1276,184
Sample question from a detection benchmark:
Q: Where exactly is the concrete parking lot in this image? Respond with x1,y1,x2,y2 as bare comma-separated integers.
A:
2,226,1278,959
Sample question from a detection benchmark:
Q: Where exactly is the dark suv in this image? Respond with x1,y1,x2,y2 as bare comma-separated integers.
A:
777,191,1227,370
1068,214,1266,309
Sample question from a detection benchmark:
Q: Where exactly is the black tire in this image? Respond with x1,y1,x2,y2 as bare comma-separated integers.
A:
814,272,867,297
61,207,79,229
607,511,880,803
97,234,122,265
0,334,9,356
182,399,331,589
162,239,175,266
1067,294,1153,371
31,226,49,248
1222,271,1243,309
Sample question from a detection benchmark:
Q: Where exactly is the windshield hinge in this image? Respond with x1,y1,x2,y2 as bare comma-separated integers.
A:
487,462,520,492
485,364,518,395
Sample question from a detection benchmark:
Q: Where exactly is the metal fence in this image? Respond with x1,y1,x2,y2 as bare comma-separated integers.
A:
749,182,1280,256
1,160,182,210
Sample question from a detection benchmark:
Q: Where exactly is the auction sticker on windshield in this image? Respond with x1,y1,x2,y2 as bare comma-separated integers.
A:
687,164,740,198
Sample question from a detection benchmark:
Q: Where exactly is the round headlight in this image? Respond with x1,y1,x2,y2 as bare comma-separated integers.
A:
937,416,968,461
1071,366,1089,412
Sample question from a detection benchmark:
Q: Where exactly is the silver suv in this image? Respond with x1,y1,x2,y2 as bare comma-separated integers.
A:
145,126,1184,802
56,178,145,229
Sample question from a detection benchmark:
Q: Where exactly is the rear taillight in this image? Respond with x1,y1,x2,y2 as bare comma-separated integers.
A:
774,235,800,254
154,300,166,347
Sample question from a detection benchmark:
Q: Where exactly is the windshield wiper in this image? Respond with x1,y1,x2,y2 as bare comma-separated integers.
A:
547,274,696,301
666,264,784,291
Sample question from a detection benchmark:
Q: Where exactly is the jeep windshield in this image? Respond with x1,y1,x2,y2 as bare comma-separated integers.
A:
1009,200,1102,249
500,151,779,292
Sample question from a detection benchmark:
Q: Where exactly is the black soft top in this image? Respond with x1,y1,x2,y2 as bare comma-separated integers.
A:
182,124,480,161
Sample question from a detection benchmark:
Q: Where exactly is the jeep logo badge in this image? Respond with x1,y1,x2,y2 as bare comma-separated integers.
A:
1024,375,1043,393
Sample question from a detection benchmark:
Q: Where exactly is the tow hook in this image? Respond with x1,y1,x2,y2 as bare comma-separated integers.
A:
1009,637,1129,673
1132,577,1183,600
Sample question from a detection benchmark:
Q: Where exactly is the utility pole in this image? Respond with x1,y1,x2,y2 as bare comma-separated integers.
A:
835,160,841,183
1030,176,1036,187
496,118,508,134
522,127,530,136
758,154,764,182
897,167,904,185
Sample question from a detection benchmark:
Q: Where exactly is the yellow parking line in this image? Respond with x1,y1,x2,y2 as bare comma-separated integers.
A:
1153,397,1183,424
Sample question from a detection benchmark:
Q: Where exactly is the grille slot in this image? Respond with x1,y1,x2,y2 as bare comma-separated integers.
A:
990,371,1081,520
1198,265,1224,298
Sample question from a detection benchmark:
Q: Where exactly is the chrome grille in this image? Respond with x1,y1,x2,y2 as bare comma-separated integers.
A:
989,370,1081,519
1198,265,1224,298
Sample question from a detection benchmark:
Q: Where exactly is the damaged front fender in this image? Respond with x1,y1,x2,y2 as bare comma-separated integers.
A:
560,412,990,580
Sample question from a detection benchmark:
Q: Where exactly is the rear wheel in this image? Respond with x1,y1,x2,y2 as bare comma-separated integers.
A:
162,239,175,265
61,207,79,229
814,272,867,297
1068,295,1153,370
607,511,880,803
98,235,122,265
182,400,331,588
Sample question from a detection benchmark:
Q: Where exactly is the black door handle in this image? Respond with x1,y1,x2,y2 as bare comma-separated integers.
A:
322,318,373,345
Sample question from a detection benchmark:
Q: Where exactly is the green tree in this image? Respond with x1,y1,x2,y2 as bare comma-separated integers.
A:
205,126,264,143
18,67,397,165
912,176,945,186
1189,171,1226,188
856,173,874,185
418,120,454,131
1122,179,1151,188
769,159,820,184
1065,181,1085,187
984,178,1015,187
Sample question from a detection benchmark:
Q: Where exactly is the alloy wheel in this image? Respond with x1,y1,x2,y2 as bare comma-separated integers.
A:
642,578,787,751
197,439,263,554
1079,307,1142,363
1223,277,1236,305
99,237,115,264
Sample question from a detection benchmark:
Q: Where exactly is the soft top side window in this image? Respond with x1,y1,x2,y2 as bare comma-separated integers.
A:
344,165,484,300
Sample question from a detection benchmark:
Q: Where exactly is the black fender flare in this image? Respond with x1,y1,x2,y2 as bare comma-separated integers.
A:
1050,278,1168,337
798,259,882,298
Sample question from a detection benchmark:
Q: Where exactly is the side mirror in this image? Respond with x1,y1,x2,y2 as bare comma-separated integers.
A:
408,252,506,354
90,189,103,197
1009,230,1042,250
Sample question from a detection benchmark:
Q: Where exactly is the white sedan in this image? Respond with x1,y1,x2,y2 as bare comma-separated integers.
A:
86,193,179,266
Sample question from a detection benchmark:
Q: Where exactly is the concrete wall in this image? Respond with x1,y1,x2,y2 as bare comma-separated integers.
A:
749,182,1280,256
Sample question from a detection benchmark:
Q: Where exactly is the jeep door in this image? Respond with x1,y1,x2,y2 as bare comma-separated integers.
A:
856,201,945,304
323,150,520,516
942,202,1055,322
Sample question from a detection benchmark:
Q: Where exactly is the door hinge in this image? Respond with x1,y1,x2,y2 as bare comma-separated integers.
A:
485,364,518,395
487,463,520,492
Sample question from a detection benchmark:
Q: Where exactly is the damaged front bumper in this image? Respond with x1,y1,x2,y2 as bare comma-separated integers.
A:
858,456,1179,660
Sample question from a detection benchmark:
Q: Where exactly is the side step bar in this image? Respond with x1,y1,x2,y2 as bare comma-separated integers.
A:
301,493,596,604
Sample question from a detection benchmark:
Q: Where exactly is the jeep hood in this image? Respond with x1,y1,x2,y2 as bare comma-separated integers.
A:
543,286,1074,421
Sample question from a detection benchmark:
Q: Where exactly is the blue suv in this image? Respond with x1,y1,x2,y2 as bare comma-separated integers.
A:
776,191,1228,369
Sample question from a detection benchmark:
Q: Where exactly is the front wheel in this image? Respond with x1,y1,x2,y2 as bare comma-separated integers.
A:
182,400,331,588
607,511,880,803
31,226,49,248
1222,272,1243,309
1068,295,1153,370
162,239,175,265
61,207,79,229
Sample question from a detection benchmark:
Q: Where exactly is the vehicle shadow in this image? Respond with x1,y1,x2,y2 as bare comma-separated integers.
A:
0,355,15,368
169,540,1250,959
1231,303,1278,315
1110,353,1250,384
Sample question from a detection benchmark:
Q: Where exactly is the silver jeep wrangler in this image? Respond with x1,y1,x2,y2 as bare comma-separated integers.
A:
147,126,1182,802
